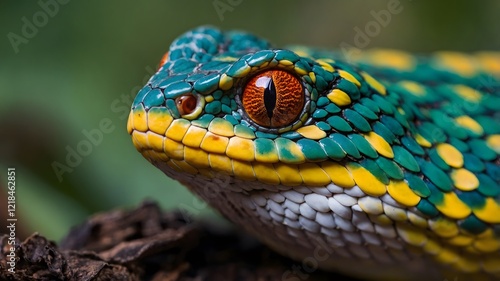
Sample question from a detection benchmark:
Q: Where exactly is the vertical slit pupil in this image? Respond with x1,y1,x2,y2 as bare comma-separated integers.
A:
264,78,276,119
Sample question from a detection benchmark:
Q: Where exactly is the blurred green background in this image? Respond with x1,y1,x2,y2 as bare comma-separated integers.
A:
1,0,499,242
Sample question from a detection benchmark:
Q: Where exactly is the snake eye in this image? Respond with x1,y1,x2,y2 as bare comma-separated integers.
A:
176,94,202,118
242,70,304,128
158,51,169,69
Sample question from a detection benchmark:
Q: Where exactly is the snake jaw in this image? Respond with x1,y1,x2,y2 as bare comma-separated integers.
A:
128,26,500,280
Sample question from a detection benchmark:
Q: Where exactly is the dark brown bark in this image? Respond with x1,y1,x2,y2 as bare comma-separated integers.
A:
0,201,357,281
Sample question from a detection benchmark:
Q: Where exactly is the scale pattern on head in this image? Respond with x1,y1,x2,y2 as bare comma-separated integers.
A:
128,26,500,279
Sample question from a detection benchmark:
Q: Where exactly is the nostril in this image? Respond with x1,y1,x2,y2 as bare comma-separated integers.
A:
175,94,197,115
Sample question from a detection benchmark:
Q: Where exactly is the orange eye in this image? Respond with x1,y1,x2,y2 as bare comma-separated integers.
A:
158,51,169,70
242,70,304,128
176,94,198,115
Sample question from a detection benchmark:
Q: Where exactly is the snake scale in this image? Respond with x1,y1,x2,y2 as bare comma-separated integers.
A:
128,26,500,280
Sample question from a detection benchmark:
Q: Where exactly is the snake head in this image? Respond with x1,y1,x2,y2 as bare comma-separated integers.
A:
127,26,500,280
127,26,402,192
127,25,499,231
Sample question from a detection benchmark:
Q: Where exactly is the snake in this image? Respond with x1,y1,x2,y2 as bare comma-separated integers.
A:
127,26,500,281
